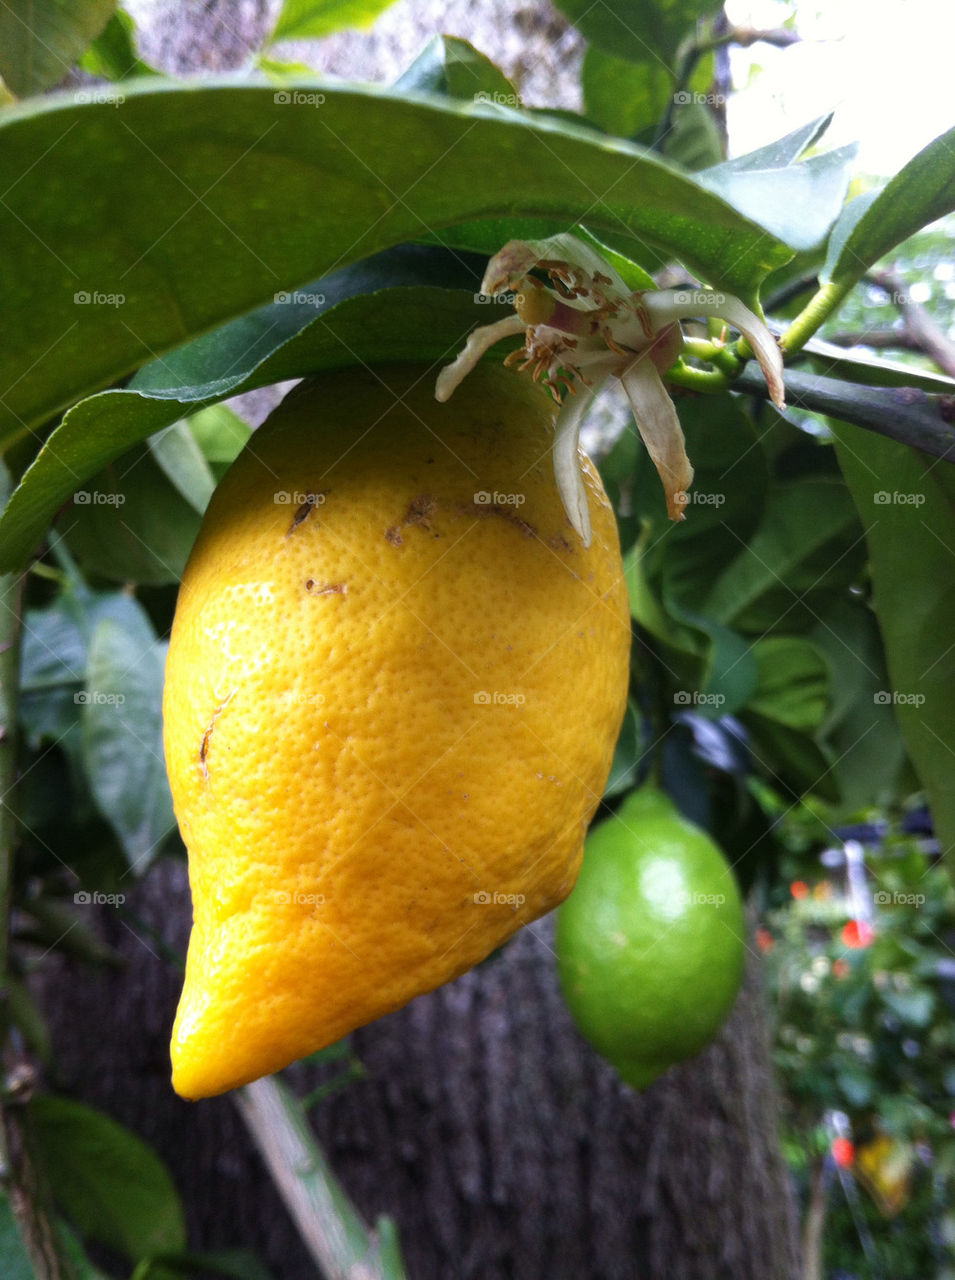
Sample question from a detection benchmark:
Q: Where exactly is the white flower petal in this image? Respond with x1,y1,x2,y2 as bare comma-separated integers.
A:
643,289,785,410
435,315,525,402
482,234,631,299
620,354,694,522
552,373,610,548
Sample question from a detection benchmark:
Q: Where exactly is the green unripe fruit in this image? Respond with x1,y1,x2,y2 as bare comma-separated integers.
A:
556,786,745,1089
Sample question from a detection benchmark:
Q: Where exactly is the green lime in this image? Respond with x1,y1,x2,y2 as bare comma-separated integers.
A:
556,786,745,1089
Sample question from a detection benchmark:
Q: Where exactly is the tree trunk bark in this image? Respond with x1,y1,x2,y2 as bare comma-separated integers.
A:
38,858,800,1279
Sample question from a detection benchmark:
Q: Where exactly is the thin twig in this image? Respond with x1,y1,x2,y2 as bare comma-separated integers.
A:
234,1075,408,1280
734,363,955,459
871,268,955,378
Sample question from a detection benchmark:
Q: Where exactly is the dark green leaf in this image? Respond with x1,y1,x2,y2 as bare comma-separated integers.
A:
664,102,723,172
32,1095,186,1260
746,637,829,732
555,0,721,65
581,47,673,139
78,7,158,81
80,612,175,868
703,479,864,630
823,127,955,289
744,714,839,802
810,598,907,813
0,79,800,443
0,0,116,96
270,0,397,42
132,1250,275,1280
833,426,955,859
63,443,202,584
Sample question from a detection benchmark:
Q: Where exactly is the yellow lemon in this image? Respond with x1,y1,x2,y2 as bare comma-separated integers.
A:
164,362,630,1099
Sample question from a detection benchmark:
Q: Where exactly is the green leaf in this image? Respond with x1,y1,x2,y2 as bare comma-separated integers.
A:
80,612,175,868
833,426,955,858
0,78,801,444
132,1251,275,1280
703,479,865,631
270,0,397,42
711,115,833,172
810,598,907,813
823,126,955,289
697,143,857,253
0,0,117,96
581,47,673,139
664,102,723,172
746,637,829,732
78,6,158,81
0,1196,35,1280
881,986,935,1028
396,34,517,105
186,404,252,480
0,253,493,572
555,0,721,64
836,1066,874,1108
31,1095,187,1261
19,581,152,750
149,418,218,515
63,442,203,584
0,1194,110,1280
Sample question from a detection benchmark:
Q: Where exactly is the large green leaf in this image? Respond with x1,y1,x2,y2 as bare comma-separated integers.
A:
833,425,955,857
78,6,158,81
746,637,829,732
0,266,496,572
32,1095,186,1262
703,479,865,631
0,79,802,444
80,611,175,867
269,0,397,42
0,0,116,96
823,126,955,289
555,0,721,65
